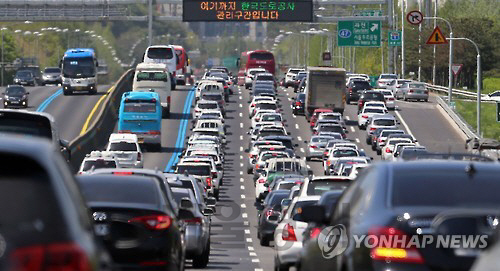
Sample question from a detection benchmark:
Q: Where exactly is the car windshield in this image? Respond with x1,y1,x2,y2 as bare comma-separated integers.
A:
108,142,137,151
177,165,211,176
6,87,25,95
16,71,32,77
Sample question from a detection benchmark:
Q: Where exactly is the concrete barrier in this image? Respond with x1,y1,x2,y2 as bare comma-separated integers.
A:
68,69,134,171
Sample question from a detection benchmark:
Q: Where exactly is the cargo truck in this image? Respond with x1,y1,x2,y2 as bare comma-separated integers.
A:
304,67,346,119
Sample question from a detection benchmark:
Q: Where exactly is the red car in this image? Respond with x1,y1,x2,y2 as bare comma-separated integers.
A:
309,108,334,128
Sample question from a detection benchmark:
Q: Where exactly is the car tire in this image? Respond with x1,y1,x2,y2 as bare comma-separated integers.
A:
371,144,377,151
424,99,428,102
404,95,408,101
192,239,210,268
366,137,371,144
63,90,72,96
377,149,382,155
215,189,220,200
247,167,253,174
275,258,289,271
306,156,311,161
259,234,270,246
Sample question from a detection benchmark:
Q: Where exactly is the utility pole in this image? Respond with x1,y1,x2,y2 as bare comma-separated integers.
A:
387,0,394,74
432,0,437,84
401,0,405,78
418,0,422,81
148,0,153,46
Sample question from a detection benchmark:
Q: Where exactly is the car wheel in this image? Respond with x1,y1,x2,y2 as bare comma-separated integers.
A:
63,90,72,95
192,239,210,268
424,99,428,102
366,137,371,144
215,189,220,200
377,149,382,155
275,258,289,271
371,144,376,151
306,156,311,161
404,95,408,101
259,234,270,246
247,167,253,174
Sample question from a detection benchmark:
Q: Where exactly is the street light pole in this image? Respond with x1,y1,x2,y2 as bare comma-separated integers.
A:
447,37,481,135
1,27,6,87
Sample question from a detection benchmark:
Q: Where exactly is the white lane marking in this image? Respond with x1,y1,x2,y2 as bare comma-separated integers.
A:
241,203,246,208
239,104,243,108
394,110,419,146
300,148,305,153
244,221,249,226
240,123,243,128
307,165,311,169
239,112,243,117
239,96,242,100
355,138,360,143
241,194,246,199
350,126,355,132
240,155,243,160
249,252,257,257
286,93,289,96
248,246,255,251
293,114,297,118
242,213,248,218
288,98,293,102
245,229,250,234
240,178,244,183
246,238,252,243
240,163,244,167
298,136,302,141
240,185,245,189
345,115,350,120
240,135,243,140
255,269,264,271
295,124,299,130
252,259,260,263
283,88,287,92
240,171,243,176
240,146,243,151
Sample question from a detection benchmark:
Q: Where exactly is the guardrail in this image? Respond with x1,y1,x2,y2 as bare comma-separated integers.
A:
68,68,134,171
425,83,498,103
435,95,479,140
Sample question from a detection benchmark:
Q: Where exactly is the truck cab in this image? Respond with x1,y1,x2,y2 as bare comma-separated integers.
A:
133,62,172,118
118,91,162,150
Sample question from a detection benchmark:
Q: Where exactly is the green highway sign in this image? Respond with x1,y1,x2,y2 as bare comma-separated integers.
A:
337,20,381,47
354,10,383,17
388,30,402,47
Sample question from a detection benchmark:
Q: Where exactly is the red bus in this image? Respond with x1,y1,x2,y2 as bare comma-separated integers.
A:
173,45,190,85
237,50,275,86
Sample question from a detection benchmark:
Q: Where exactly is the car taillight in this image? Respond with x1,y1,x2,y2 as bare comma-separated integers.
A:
362,115,368,118
206,177,212,187
184,217,203,225
409,89,414,93
255,164,260,169
118,130,131,133
310,145,317,149
129,215,172,230
326,160,331,166
370,127,376,131
389,97,395,101
369,227,424,264
148,130,161,135
310,227,322,239
379,138,384,142
211,171,217,178
11,243,92,271
282,223,297,241
295,101,301,106
113,172,134,175
324,151,329,156
251,103,255,106
140,261,167,267
349,88,353,93
255,118,260,121
249,154,256,158
258,179,266,183
385,148,392,153
137,152,141,161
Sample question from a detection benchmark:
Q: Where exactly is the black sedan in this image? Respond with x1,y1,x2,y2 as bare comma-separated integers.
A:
292,93,305,115
13,70,35,86
78,174,187,270
299,160,500,271
3,85,29,108
257,190,290,246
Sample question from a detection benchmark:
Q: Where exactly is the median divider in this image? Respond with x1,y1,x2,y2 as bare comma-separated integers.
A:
68,69,135,171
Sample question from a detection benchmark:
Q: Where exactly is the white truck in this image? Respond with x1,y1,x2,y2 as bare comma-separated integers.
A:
133,62,172,118
305,67,346,118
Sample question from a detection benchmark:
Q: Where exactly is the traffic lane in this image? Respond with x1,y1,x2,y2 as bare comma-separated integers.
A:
0,85,59,111
142,85,192,170
44,85,111,141
395,95,465,152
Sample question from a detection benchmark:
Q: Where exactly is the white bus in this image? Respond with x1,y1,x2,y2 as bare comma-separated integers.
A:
143,45,177,90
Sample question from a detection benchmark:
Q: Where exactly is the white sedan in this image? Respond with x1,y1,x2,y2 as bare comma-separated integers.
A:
357,106,388,129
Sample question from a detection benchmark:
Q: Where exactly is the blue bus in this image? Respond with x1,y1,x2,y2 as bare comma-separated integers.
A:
118,91,162,150
61,48,98,95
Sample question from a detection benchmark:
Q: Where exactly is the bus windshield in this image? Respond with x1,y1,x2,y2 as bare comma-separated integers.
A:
63,58,95,78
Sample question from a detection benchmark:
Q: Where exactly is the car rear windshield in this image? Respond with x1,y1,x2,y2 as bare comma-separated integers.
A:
409,83,426,89
352,81,371,90
364,108,385,114
319,125,343,133
278,182,297,190
45,68,61,73
297,93,306,101
312,137,332,143
392,169,500,207
177,165,211,176
276,161,301,171
136,72,169,82
262,115,281,122
250,52,273,60
333,149,358,157
257,103,277,110
259,129,285,137
380,74,398,79
81,178,159,205
199,103,218,109
374,119,395,126
124,102,156,113
381,131,404,137
0,116,52,140
0,155,65,244
257,75,274,81
147,47,173,59
172,190,191,204
307,181,350,196
291,200,318,221
400,149,428,160
362,93,384,100
262,153,288,161
108,142,137,152
82,160,117,171
202,94,223,101
268,193,288,207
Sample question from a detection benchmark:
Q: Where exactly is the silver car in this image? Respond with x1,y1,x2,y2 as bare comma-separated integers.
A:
365,114,398,145
171,187,213,268
306,135,337,161
396,82,429,102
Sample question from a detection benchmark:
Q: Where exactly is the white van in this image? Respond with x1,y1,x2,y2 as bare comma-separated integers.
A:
142,45,177,90
133,62,172,118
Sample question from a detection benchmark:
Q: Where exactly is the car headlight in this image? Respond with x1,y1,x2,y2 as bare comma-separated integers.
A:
22,95,27,99
62,78,70,84
4,95,8,99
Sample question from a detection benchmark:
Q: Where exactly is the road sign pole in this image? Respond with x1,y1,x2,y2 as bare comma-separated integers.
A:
401,0,405,78
448,31,453,105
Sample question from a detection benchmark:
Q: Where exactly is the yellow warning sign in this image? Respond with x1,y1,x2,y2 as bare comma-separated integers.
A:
426,26,448,45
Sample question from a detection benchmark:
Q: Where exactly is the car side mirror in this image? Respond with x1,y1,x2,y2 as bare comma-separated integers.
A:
180,198,193,209
267,214,280,223
203,208,214,216
206,197,217,206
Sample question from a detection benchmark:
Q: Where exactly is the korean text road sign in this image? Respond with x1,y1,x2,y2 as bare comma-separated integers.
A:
426,26,448,45
337,20,381,47
354,10,383,17
388,30,402,46
406,10,423,25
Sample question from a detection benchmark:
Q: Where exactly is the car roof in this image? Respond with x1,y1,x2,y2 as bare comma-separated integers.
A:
109,133,138,142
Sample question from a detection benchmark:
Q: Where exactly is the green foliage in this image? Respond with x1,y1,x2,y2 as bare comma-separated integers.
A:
455,100,500,139
483,77,500,94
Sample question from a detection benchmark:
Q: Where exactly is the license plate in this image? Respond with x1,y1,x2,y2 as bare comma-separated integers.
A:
10,101,19,104
454,248,481,257
138,139,144,144
94,224,110,236
75,86,83,90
